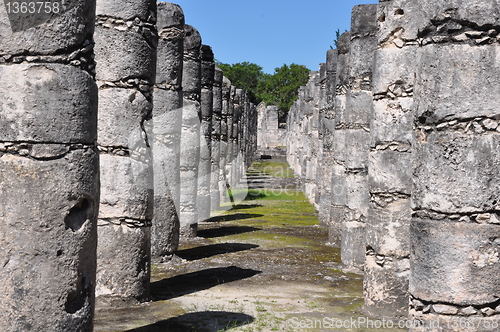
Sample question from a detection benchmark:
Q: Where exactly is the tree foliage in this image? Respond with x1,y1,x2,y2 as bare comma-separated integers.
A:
216,61,310,114
258,64,310,112
330,29,348,49
216,61,265,104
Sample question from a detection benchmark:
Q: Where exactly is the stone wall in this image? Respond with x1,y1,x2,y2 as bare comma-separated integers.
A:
257,103,286,149
0,1,258,328
286,0,500,328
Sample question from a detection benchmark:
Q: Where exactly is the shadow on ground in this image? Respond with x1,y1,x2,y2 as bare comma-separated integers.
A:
124,311,254,332
151,266,262,301
197,225,261,238
203,213,264,223
176,243,259,261
228,203,263,210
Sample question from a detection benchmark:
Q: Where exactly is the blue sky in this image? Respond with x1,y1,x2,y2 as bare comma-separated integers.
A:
162,0,378,73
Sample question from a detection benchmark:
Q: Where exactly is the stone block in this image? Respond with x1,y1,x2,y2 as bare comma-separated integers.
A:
0,0,94,53
370,98,414,146
151,196,178,257
366,198,411,258
156,37,183,86
345,129,370,170
182,59,201,95
345,90,373,125
363,255,410,318
348,36,377,80
99,154,153,220
376,0,424,45
333,130,347,163
346,172,369,216
369,150,412,194
413,131,500,214
416,0,500,27
98,88,152,148
351,4,378,36
96,0,154,21
153,89,182,134
183,25,202,51
96,223,150,300
372,47,417,95
341,221,366,271
331,164,347,206
415,44,500,123
95,27,155,82
157,1,184,29
410,219,500,305
0,64,97,144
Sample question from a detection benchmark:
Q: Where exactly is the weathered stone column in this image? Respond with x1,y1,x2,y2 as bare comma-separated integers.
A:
330,31,351,247
210,67,223,210
225,86,236,188
180,25,201,237
340,4,377,273
219,77,231,203
230,89,243,188
363,0,417,319
320,50,338,234
316,60,335,228
151,1,184,258
95,0,156,301
303,72,320,205
0,3,98,330
197,45,214,222
409,1,500,330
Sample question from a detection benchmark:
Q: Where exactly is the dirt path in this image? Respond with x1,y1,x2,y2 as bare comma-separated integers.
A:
94,158,404,332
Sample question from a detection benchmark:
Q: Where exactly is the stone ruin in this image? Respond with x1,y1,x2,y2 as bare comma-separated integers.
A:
257,103,286,150
288,0,500,330
0,0,499,330
0,1,257,329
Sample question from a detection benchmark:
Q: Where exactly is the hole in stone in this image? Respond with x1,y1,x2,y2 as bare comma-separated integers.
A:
395,9,404,15
65,276,90,314
64,198,90,232
57,250,63,257
378,14,386,22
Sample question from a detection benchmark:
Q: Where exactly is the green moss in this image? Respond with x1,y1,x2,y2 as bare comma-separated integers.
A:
248,161,295,178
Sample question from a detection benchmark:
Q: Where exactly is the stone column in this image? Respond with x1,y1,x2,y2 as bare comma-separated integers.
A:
94,0,156,301
340,4,378,273
225,86,236,188
180,25,201,237
364,0,418,319
210,67,223,210
302,72,320,205
320,50,338,234
316,61,334,227
219,77,231,203
151,1,184,258
197,45,214,222
0,2,98,330
330,31,351,248
230,89,243,188
409,1,500,330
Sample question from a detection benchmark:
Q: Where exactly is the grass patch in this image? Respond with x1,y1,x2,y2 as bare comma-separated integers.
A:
248,161,295,178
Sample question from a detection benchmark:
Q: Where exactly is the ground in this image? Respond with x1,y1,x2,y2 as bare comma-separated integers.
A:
94,159,405,332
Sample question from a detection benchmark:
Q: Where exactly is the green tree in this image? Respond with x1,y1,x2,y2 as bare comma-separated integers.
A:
330,29,347,49
259,64,310,113
216,61,266,104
